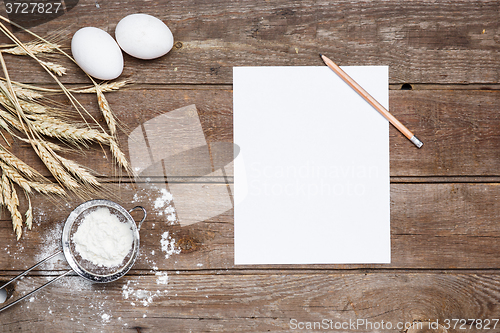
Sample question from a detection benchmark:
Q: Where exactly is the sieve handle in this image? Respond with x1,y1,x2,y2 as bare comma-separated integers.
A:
0,251,73,313
129,206,147,230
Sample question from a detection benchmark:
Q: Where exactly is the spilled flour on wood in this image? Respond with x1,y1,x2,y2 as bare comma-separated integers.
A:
21,188,182,327
156,272,169,285
161,231,181,259
121,278,168,307
132,186,178,224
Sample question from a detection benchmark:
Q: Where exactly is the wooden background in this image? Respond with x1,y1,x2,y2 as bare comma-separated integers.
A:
1,0,499,332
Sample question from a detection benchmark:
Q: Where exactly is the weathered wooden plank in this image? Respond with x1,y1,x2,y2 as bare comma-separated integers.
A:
0,0,497,84
1,272,500,332
0,183,499,271
6,88,500,178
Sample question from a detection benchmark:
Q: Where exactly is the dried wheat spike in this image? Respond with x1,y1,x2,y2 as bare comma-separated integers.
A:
0,91,47,114
28,115,112,145
28,181,65,196
0,148,64,195
74,80,129,94
25,198,33,229
96,88,116,136
55,152,100,187
109,138,131,172
12,85,43,101
0,160,62,195
41,61,67,76
0,160,32,193
35,141,79,190
2,173,22,239
0,148,37,179
2,42,60,55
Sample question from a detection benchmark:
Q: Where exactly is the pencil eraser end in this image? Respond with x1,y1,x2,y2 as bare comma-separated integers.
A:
410,135,423,148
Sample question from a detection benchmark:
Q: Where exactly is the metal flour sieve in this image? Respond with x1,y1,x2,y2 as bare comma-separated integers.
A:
0,199,146,313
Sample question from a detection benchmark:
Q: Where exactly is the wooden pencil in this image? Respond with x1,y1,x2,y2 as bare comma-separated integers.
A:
320,54,423,148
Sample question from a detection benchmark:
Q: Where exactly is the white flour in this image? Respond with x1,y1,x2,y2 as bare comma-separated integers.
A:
73,207,133,267
160,231,181,259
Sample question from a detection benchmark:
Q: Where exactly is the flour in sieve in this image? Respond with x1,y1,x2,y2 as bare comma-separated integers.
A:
73,207,133,267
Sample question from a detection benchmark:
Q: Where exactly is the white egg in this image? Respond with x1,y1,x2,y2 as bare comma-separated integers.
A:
0,288,7,304
71,27,124,80
115,13,174,60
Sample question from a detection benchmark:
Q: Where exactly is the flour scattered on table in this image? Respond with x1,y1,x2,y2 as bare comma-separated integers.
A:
132,186,177,224
101,313,110,322
154,188,172,210
121,279,167,307
156,272,168,285
154,188,177,222
161,231,181,259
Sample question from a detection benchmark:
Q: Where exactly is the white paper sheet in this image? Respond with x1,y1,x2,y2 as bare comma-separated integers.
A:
233,66,390,265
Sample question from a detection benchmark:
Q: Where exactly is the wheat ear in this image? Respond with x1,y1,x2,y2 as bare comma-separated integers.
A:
109,139,131,173
0,160,32,193
34,141,79,190
2,41,60,55
2,173,22,240
4,79,130,94
12,85,44,101
40,61,67,76
52,151,100,187
0,147,37,179
27,115,111,145
0,91,47,114
73,80,129,94
25,195,32,229
0,159,64,195
96,87,116,136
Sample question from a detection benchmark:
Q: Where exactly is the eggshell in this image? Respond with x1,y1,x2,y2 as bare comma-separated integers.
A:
0,288,7,304
71,27,123,80
115,13,174,60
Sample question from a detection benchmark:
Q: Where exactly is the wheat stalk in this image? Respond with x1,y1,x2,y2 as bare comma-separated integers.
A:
1,171,10,203
13,86,43,101
0,21,107,134
1,41,60,55
73,80,129,93
29,116,111,145
34,141,79,190
3,79,130,94
53,151,100,187
0,16,133,239
0,91,47,114
40,60,67,76
0,160,63,196
96,87,116,136
0,108,21,130
0,160,32,193
0,147,37,179
2,173,22,239
109,138,131,173
25,196,32,229
28,180,66,196
17,137,67,153
0,114,10,133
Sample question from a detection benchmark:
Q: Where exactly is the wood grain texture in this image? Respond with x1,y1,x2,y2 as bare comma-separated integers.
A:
0,183,499,271
0,0,497,84
0,0,497,331
1,273,500,332
4,88,500,179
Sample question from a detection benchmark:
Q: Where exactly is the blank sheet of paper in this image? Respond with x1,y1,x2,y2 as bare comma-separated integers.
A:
233,66,390,265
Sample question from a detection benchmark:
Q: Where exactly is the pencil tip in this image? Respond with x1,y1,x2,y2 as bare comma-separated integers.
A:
319,53,323,58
